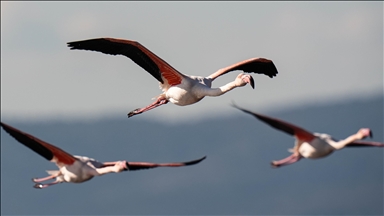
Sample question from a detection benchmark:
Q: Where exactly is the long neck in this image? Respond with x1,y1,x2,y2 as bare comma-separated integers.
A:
328,133,361,150
92,166,118,176
201,81,238,97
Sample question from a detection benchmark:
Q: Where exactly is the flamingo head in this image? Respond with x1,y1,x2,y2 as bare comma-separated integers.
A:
236,73,255,89
357,128,372,140
115,161,128,172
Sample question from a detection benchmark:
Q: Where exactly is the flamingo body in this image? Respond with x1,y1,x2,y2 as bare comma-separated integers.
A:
298,136,335,159
165,76,213,105
58,156,104,183
67,38,279,118
1,122,206,188
232,104,384,167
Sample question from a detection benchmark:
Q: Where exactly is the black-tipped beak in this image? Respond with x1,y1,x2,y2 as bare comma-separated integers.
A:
249,76,255,89
124,162,129,171
369,130,373,138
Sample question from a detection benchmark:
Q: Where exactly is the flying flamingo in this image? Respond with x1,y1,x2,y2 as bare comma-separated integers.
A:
232,104,384,168
67,38,279,118
1,122,206,189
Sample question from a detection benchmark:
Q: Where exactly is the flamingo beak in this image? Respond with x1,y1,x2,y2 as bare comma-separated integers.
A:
243,75,255,89
123,162,129,171
369,130,373,138
250,76,255,89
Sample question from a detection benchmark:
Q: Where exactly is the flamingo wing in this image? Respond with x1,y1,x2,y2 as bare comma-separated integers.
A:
209,58,278,80
346,140,384,147
125,156,206,171
67,38,183,86
232,104,315,141
1,122,76,166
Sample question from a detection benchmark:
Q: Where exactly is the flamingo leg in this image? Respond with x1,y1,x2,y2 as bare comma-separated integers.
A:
128,97,168,118
33,180,61,189
32,172,61,183
271,154,302,168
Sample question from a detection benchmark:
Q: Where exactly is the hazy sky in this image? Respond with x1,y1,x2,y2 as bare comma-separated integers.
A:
1,3,383,215
1,2,382,123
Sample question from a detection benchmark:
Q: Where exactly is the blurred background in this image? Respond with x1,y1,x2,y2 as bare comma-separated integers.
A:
1,2,383,215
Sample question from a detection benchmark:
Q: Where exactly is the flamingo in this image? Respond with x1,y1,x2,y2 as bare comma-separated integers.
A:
232,104,384,168
1,122,206,189
67,37,279,118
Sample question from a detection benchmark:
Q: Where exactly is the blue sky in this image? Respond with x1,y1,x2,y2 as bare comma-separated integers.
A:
1,1,382,123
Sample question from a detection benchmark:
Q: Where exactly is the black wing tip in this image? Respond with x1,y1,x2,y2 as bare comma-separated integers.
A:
67,41,79,49
230,103,258,116
229,100,238,108
267,62,279,78
251,58,278,78
66,38,105,49
230,101,248,114
125,156,207,171
0,122,55,161
67,41,88,50
346,141,384,148
230,100,243,109
1,122,15,134
184,156,207,166
263,59,279,78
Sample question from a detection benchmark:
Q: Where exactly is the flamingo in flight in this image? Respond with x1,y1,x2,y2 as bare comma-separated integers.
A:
67,38,279,118
232,104,384,168
1,122,206,189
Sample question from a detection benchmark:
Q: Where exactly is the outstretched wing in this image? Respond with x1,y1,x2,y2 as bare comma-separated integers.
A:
1,122,77,166
67,37,183,86
232,104,315,142
346,140,384,147
208,58,278,80
125,156,206,171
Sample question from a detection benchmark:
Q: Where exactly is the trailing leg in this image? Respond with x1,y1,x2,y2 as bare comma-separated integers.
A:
128,97,168,118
